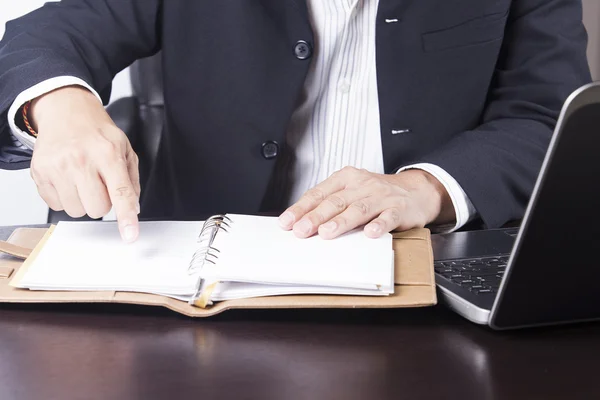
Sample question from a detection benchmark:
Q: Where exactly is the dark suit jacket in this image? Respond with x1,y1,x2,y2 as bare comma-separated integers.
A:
0,0,592,227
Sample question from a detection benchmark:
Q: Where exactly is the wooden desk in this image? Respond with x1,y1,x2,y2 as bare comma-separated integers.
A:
1,226,599,400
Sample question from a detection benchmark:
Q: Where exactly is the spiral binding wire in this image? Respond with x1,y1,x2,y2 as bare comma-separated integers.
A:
187,214,232,304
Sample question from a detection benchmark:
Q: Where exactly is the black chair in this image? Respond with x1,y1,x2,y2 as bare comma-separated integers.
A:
48,53,164,223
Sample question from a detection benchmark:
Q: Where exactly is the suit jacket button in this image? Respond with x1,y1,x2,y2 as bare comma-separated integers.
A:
261,141,279,159
294,40,312,60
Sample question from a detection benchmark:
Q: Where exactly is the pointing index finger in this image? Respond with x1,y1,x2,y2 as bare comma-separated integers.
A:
100,158,140,243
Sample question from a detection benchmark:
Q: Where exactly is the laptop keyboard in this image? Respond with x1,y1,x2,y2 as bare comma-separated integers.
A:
434,255,509,295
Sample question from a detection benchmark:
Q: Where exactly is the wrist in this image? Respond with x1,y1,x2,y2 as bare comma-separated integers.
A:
396,169,455,225
30,85,95,132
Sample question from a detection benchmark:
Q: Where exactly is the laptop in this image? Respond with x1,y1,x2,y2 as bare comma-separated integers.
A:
431,81,600,330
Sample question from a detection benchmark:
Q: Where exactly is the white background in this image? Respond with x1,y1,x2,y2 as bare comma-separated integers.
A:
1,0,599,225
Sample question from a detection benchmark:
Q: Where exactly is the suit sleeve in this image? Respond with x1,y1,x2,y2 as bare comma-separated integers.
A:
416,0,592,228
0,0,162,170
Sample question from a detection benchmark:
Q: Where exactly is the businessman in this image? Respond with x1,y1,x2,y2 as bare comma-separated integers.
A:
0,0,591,242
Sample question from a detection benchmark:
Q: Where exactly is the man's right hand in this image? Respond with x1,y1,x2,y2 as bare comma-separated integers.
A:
29,86,140,243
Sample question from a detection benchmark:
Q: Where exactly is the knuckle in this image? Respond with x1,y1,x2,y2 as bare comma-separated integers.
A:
393,183,410,196
69,147,88,168
376,182,394,196
324,195,346,211
363,175,379,186
97,126,117,139
355,172,372,185
309,210,326,225
306,188,326,203
386,208,402,225
31,154,57,174
395,196,408,211
350,200,370,216
56,156,70,172
55,144,89,171
115,155,128,166
115,156,128,167
287,206,301,217
105,151,128,168
98,139,120,158
341,166,358,176
113,186,135,199
107,126,127,140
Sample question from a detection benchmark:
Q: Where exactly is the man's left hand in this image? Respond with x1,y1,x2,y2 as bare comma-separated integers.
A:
278,167,456,239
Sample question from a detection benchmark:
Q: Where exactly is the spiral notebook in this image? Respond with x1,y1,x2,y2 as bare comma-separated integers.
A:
10,214,395,307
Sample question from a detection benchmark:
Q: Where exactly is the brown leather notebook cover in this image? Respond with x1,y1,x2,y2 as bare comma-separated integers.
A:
0,226,436,317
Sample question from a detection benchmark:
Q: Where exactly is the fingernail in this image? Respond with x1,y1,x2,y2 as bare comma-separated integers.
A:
294,219,312,236
321,220,337,232
136,202,141,214
123,225,137,243
366,223,382,236
279,212,295,228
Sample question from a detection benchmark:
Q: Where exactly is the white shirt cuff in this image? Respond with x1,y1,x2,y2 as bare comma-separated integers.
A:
8,76,102,150
397,163,477,233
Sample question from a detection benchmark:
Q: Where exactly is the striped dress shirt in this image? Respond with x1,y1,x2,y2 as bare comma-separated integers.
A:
8,0,476,230
284,0,476,229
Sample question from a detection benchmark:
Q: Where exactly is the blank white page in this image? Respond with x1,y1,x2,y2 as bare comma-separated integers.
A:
18,221,203,295
203,214,394,289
